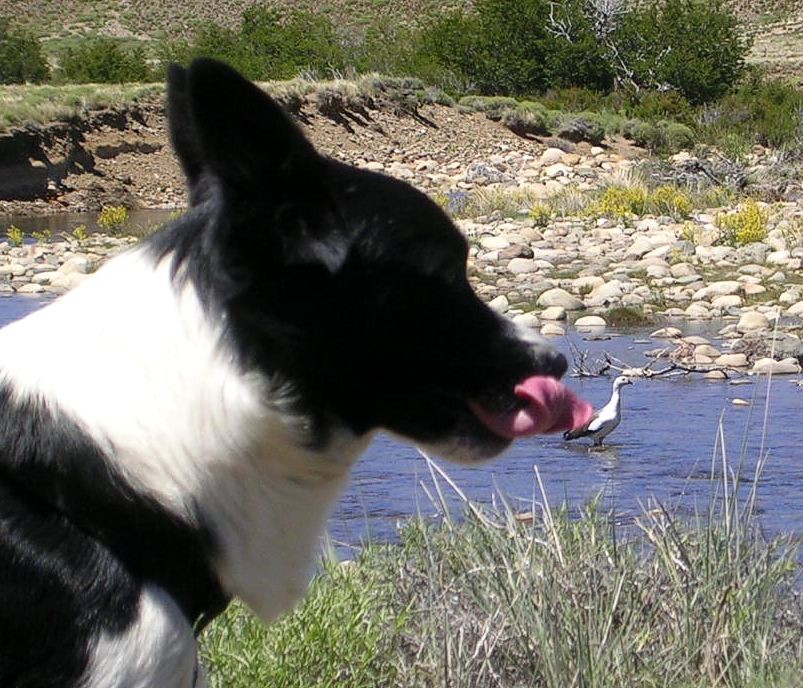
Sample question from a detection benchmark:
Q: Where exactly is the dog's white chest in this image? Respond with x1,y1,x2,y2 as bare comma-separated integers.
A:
207,462,354,621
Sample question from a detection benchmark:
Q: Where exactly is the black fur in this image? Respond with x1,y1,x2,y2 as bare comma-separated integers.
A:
0,58,572,686
153,59,567,451
0,386,228,686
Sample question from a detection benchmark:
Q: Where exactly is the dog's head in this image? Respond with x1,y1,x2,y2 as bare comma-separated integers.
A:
162,59,591,462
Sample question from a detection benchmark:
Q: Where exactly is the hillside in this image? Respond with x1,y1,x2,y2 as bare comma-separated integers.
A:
0,0,802,79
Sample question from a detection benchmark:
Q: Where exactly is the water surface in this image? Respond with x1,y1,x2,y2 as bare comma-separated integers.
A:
1,295,800,551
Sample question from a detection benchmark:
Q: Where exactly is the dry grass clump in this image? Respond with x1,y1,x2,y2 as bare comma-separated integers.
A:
201,448,803,688
0,82,161,131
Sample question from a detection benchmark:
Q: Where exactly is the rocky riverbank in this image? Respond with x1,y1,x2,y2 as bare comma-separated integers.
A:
0,92,801,375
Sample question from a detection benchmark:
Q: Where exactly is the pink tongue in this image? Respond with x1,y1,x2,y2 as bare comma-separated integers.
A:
469,376,594,440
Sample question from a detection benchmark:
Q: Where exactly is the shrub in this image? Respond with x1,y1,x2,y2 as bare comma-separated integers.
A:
501,103,551,136
60,39,150,83
31,229,52,243
626,119,694,153
0,18,48,84
6,225,23,247
613,0,749,105
556,111,605,145
71,224,89,242
700,76,803,149
648,185,693,219
589,186,647,220
629,90,694,124
457,95,519,116
604,305,652,327
418,0,612,97
159,7,345,81
716,200,769,246
97,205,130,232
529,202,552,226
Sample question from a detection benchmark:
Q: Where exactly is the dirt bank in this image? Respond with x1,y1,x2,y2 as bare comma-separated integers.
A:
0,91,645,219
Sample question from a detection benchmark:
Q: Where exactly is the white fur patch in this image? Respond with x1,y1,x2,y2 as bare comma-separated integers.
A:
82,585,198,688
0,247,371,621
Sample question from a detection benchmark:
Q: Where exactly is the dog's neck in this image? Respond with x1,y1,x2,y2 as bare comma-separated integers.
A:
0,246,370,622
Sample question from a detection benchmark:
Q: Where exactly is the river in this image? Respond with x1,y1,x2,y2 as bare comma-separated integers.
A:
1,295,801,552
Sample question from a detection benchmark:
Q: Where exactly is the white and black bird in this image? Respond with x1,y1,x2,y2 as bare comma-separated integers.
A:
563,375,632,446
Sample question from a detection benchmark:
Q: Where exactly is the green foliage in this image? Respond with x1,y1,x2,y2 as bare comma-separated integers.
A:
588,186,647,220
628,90,694,124
31,228,52,243
556,111,605,144
625,119,694,152
97,205,129,232
500,102,551,136
529,202,552,226
160,7,346,81
59,39,151,83
648,185,693,219
699,76,803,148
6,225,23,247
418,0,576,96
0,17,49,84
604,305,653,327
201,555,401,688
614,0,749,105
717,200,770,246
71,224,89,242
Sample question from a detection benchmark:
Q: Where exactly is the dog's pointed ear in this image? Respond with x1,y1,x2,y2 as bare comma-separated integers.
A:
166,64,208,204
182,58,319,200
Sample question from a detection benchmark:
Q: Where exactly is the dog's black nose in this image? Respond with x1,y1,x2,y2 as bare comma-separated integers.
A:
541,349,568,379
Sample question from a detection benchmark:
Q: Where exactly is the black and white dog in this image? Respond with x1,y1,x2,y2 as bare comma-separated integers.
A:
0,59,591,687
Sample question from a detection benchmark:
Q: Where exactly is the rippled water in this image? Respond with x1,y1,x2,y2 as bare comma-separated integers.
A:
329,323,803,550
1,295,801,551
1,209,177,237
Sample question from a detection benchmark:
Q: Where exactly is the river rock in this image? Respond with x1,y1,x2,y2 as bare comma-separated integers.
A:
695,344,721,358
541,306,567,320
715,353,748,367
480,236,510,250
751,357,802,375
508,258,539,274
59,255,90,275
786,301,803,317
737,311,770,333
693,281,741,300
742,284,766,297
574,315,607,331
488,295,509,313
670,262,697,278
586,280,623,307
650,326,682,338
31,270,59,285
537,288,586,310
16,283,44,294
705,370,728,380
685,303,711,318
512,313,540,328
711,295,743,310
540,148,566,165
540,322,565,336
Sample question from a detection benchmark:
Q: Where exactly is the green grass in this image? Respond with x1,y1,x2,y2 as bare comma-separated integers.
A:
0,82,162,131
199,454,803,687
604,305,654,327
